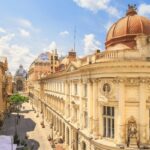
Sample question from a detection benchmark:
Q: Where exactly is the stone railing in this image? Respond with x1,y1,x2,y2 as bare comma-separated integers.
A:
81,49,140,65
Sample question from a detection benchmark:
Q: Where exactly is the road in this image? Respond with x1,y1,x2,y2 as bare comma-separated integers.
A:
0,101,52,150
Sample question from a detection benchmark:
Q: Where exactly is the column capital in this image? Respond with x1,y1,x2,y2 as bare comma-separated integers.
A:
78,79,83,83
87,78,93,84
92,78,99,83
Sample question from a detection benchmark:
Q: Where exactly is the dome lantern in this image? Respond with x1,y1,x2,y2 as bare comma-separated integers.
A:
126,4,137,16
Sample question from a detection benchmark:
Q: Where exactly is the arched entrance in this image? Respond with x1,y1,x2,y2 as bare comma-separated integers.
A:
16,80,23,91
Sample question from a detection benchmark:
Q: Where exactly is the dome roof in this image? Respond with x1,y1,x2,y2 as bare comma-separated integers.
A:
105,5,150,49
15,65,27,78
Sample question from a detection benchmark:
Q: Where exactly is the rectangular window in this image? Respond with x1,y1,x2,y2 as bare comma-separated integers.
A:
84,84,87,97
84,111,88,128
74,84,78,95
103,106,115,138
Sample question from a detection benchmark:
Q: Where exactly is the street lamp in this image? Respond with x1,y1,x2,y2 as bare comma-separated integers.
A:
36,109,39,117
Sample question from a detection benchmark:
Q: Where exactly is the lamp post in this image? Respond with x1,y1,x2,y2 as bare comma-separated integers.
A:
41,113,45,128
36,109,39,117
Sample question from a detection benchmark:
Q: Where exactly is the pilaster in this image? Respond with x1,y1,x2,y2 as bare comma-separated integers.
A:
92,79,99,138
117,79,126,145
139,79,147,144
87,79,93,134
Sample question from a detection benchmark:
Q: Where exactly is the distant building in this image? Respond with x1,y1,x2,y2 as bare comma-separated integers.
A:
28,50,59,81
14,65,27,92
27,50,59,96
28,6,150,150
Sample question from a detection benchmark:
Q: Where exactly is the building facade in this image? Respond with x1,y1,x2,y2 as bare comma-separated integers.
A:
28,6,150,149
0,57,12,123
14,65,27,92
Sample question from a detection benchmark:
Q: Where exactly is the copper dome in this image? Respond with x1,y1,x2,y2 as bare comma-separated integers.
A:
105,5,150,49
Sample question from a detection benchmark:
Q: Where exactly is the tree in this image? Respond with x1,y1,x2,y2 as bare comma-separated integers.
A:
9,93,28,115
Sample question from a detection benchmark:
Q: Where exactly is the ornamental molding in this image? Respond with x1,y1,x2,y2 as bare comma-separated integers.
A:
98,95,108,105
113,77,150,85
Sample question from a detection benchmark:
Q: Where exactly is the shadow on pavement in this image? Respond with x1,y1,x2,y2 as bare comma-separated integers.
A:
19,109,34,113
0,113,40,150
28,139,40,150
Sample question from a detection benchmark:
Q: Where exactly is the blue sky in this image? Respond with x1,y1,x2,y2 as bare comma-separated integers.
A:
0,0,150,73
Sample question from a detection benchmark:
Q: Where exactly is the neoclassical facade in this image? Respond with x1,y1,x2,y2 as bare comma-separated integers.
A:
0,57,12,122
28,6,150,149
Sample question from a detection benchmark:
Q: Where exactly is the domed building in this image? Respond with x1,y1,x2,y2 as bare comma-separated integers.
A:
14,65,27,91
28,5,150,150
106,5,150,51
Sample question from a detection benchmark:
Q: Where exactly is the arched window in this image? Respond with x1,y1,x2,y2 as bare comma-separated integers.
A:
16,80,23,91
82,141,86,150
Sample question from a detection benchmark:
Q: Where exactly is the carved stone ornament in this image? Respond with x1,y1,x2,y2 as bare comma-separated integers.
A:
128,117,137,138
127,116,138,147
98,95,108,105
100,80,113,97
125,78,140,86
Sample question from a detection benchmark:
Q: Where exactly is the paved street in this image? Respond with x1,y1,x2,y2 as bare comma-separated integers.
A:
0,102,52,150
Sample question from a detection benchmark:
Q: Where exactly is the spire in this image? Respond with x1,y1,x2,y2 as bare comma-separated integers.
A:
126,4,137,16
73,26,76,52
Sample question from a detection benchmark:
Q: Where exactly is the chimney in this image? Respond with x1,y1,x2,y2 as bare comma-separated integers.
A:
68,51,76,61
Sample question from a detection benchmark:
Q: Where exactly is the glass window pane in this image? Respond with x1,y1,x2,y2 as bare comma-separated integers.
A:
112,107,114,116
108,118,111,137
103,106,115,138
103,118,106,137
112,119,114,138
107,107,110,115
103,106,106,115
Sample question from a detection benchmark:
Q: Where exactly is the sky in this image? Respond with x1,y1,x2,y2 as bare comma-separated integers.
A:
0,0,150,74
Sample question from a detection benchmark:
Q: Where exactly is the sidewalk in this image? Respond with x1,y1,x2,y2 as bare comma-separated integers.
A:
0,102,52,150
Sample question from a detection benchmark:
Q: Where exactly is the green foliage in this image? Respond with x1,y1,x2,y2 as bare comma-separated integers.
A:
9,93,28,105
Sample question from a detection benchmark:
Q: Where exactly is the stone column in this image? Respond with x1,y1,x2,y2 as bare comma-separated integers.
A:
139,79,147,144
65,81,68,117
65,126,68,145
117,79,125,145
79,80,84,129
87,79,93,134
99,104,103,138
92,79,99,138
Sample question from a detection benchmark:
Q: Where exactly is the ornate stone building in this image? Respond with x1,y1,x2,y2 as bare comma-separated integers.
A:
28,6,150,149
0,57,12,122
28,50,59,96
14,65,27,92
28,50,59,82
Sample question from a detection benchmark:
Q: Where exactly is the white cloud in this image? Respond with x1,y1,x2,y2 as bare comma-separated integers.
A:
0,28,6,33
48,41,57,50
73,0,119,17
83,33,100,54
18,19,32,28
138,3,150,17
43,41,66,56
59,30,69,36
44,41,57,51
0,33,35,74
105,21,113,31
19,29,30,37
